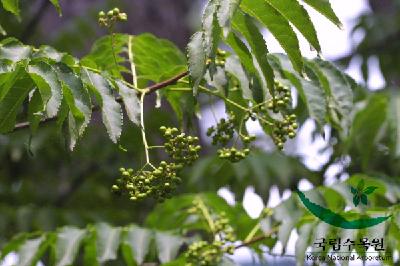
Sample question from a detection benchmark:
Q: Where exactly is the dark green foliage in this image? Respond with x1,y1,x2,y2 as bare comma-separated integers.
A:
1,1,400,265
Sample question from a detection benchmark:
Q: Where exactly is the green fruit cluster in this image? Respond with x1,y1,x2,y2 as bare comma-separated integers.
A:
186,240,235,266
207,116,235,146
267,80,292,113
207,114,256,163
207,49,227,68
272,114,298,150
217,147,250,162
186,202,236,266
161,127,201,166
98,8,127,27
112,161,182,202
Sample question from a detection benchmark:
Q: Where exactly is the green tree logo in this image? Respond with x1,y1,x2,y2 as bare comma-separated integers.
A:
350,179,378,207
297,179,390,229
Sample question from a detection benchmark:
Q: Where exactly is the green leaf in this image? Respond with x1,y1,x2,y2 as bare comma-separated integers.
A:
82,34,129,79
122,226,153,265
360,194,368,205
0,23,6,36
49,0,62,15
162,84,196,125
115,81,140,126
353,195,360,207
202,0,221,58
232,10,275,96
224,55,251,99
350,186,357,195
55,63,91,149
348,94,387,168
225,33,263,103
0,77,33,133
0,61,23,102
28,90,45,134
357,179,365,191
389,91,400,157
0,39,31,62
54,227,86,266
0,233,29,259
218,0,241,34
95,223,121,263
302,0,342,28
306,59,353,130
363,186,378,195
83,70,122,143
240,0,302,73
1,0,20,17
131,33,187,84
155,232,185,263
187,31,207,95
264,0,321,52
28,61,63,117
83,227,98,266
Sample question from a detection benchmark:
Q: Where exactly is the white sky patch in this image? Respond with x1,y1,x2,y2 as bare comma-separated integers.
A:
218,187,236,205
243,187,264,218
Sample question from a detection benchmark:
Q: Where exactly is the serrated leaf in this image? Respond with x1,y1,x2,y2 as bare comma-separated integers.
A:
240,0,302,73
55,63,91,149
225,32,264,103
0,39,31,62
187,31,207,95
56,99,68,133
218,0,241,35
28,61,63,117
0,60,22,101
202,0,221,57
264,0,321,52
123,226,152,265
16,236,46,266
0,77,33,133
155,232,185,263
232,10,275,96
270,54,327,128
54,227,86,266
224,55,251,99
302,0,342,28
28,90,44,134
350,186,357,195
83,70,122,143
306,59,353,131
115,81,140,126
95,223,121,263
1,0,20,17
49,0,62,15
